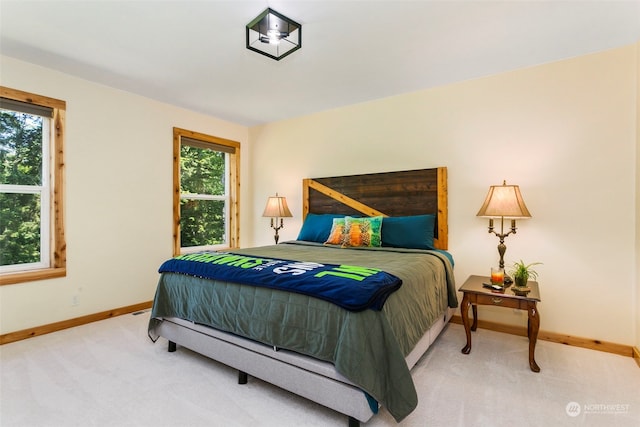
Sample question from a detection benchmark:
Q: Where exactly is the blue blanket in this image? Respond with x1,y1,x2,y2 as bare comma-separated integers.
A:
158,252,402,311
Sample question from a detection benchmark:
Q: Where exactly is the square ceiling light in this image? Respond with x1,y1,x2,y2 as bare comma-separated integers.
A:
246,8,302,61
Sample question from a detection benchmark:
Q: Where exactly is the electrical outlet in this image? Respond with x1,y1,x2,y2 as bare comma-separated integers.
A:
72,295,79,306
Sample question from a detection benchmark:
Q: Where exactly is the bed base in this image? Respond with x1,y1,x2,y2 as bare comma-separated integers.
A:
156,308,454,426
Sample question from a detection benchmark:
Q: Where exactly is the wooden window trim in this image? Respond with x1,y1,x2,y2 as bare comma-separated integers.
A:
173,127,240,256
0,87,66,286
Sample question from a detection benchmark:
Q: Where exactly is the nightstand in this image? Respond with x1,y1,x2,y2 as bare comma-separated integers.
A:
459,274,542,372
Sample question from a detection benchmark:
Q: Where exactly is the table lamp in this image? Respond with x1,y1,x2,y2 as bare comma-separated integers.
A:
262,193,292,244
476,180,531,283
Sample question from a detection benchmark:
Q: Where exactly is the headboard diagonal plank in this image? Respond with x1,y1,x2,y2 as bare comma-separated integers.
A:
302,167,448,250
304,180,387,217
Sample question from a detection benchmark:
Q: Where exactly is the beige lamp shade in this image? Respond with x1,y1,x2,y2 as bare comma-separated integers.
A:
262,194,293,218
476,181,531,218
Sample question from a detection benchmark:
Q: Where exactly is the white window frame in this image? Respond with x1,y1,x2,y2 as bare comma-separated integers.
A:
179,152,230,253
0,119,50,272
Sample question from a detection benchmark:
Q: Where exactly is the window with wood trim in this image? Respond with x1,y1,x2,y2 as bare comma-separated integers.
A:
0,87,66,285
173,127,240,255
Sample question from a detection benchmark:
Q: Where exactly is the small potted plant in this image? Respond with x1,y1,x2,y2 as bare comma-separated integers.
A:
509,260,542,295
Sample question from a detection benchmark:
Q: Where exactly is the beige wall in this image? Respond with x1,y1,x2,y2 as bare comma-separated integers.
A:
636,41,640,351
249,44,639,345
0,56,250,334
1,44,638,346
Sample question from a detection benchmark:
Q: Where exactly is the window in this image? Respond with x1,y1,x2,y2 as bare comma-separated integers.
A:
173,127,240,255
0,87,66,285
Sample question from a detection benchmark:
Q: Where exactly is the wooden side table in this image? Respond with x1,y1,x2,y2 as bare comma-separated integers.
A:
459,275,542,372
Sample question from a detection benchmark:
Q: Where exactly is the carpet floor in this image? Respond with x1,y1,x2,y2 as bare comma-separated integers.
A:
1,311,638,426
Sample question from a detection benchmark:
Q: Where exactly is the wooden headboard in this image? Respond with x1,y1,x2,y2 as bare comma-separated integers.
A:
302,167,448,250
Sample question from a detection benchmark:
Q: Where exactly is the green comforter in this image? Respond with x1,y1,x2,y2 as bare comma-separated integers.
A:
148,241,457,422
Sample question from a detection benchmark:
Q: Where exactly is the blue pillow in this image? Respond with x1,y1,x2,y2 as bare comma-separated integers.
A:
381,214,436,250
297,213,346,243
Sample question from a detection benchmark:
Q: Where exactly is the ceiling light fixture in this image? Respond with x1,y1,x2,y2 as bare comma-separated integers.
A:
246,8,302,61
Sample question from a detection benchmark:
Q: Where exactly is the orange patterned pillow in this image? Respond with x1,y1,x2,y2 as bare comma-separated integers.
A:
343,216,383,247
324,217,346,245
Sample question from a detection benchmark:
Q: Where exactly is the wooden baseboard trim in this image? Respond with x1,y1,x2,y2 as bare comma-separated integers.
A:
450,315,634,359
0,301,153,345
633,346,640,368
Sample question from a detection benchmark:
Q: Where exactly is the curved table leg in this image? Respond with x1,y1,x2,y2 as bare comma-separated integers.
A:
527,303,541,372
461,294,472,354
471,305,478,331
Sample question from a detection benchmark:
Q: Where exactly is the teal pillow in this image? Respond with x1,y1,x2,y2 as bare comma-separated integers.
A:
381,214,436,250
297,213,346,243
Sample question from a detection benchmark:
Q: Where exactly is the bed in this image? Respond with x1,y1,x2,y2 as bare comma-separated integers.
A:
148,167,457,426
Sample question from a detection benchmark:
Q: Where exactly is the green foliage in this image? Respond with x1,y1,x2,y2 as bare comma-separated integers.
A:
509,260,542,284
180,144,227,247
1,111,42,185
0,111,44,266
